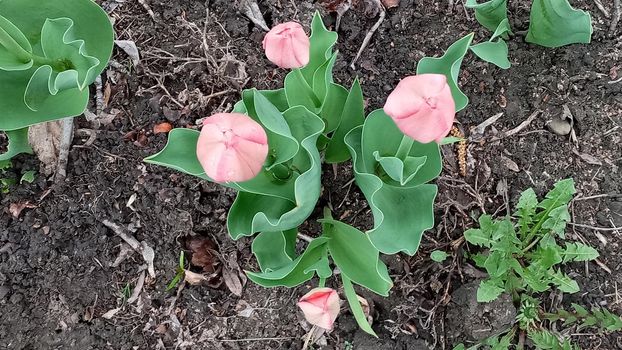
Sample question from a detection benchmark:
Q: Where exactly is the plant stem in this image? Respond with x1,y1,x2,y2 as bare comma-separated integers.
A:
395,134,415,160
318,277,326,288
31,55,67,72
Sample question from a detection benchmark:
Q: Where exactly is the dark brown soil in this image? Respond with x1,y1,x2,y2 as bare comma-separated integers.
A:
1,0,621,349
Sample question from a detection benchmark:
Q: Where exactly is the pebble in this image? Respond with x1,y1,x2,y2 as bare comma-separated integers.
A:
548,118,572,136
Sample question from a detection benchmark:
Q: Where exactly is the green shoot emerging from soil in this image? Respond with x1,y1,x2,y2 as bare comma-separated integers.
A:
167,251,186,291
455,178,622,349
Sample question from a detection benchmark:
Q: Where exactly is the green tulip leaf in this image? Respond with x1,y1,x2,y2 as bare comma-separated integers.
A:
0,128,33,161
0,0,114,131
321,216,393,296
417,33,474,112
526,0,592,48
246,237,329,288
0,14,33,71
373,152,428,186
312,51,338,104
227,105,324,238
325,78,365,163
300,11,338,84
342,275,377,337
304,255,332,279
470,40,511,69
284,68,320,112
320,83,349,133
490,18,513,41
465,0,508,32
251,229,297,272
345,110,439,255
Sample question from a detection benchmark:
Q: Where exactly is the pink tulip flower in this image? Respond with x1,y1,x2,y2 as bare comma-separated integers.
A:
383,74,456,144
196,113,269,183
297,287,340,330
263,22,310,69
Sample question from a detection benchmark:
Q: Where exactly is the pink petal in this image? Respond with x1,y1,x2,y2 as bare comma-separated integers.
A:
297,288,340,330
196,113,269,183
383,74,456,144
263,22,310,69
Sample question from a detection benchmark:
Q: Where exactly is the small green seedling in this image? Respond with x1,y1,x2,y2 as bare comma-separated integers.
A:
431,250,450,262
167,251,186,291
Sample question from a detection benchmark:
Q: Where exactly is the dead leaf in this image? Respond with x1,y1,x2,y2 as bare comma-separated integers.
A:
101,307,122,319
9,201,36,218
153,122,173,134
236,300,254,318
382,0,399,8
184,270,209,285
238,0,269,31
223,266,244,297
500,155,520,172
184,236,218,273
114,40,140,67
28,121,63,175
141,242,156,278
573,150,602,166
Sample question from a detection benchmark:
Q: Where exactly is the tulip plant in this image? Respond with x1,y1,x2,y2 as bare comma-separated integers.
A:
147,12,466,334
0,0,114,161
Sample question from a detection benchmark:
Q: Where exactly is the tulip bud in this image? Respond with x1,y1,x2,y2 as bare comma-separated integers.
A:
262,22,310,69
297,287,340,330
196,113,269,183
383,74,456,144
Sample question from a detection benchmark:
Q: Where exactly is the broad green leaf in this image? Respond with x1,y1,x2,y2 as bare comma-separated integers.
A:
431,250,450,262
549,269,579,293
372,152,427,186
526,0,592,48
284,68,320,111
342,275,377,337
320,83,348,133
251,230,297,272
19,169,35,184
0,128,32,161
300,11,338,84
465,0,508,32
477,279,505,302
321,217,393,296
303,256,332,279
0,0,114,130
344,110,439,255
561,242,599,263
470,40,510,69
325,78,365,163
312,51,337,104
246,237,328,287
227,106,324,237
0,14,33,70
490,18,513,41
417,33,474,112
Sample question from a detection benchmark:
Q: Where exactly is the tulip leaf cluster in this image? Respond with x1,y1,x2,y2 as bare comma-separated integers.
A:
0,0,114,161
466,0,592,49
148,12,457,336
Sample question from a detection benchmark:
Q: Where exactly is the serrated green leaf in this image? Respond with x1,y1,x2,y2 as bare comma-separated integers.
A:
470,40,510,69
526,0,592,48
571,303,588,317
515,187,538,235
464,228,494,247
431,250,450,262
542,204,570,238
417,33,474,112
561,242,599,263
528,330,561,350
477,279,505,302
549,269,579,293
465,0,508,32
531,245,563,269
321,216,393,296
538,178,576,213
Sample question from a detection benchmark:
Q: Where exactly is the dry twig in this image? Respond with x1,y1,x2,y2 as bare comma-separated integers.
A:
54,118,74,183
137,0,156,21
593,0,611,18
611,0,621,35
351,0,385,69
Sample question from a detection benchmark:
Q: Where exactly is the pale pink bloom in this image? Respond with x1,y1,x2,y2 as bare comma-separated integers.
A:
383,74,456,144
196,113,269,183
297,287,340,330
262,22,310,69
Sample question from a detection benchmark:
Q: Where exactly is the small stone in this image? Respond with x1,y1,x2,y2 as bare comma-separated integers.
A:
548,118,572,136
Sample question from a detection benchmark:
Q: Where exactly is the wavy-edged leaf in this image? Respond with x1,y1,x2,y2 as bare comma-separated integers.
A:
470,40,510,69
227,105,324,238
490,18,512,41
321,216,393,296
300,11,338,84
0,0,114,130
561,242,599,263
0,128,33,161
246,237,329,288
465,0,508,32
284,68,320,112
526,0,592,48
344,110,439,255
477,279,505,302
417,33,474,112
252,229,297,272
325,78,365,163
541,204,570,238
0,14,33,71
